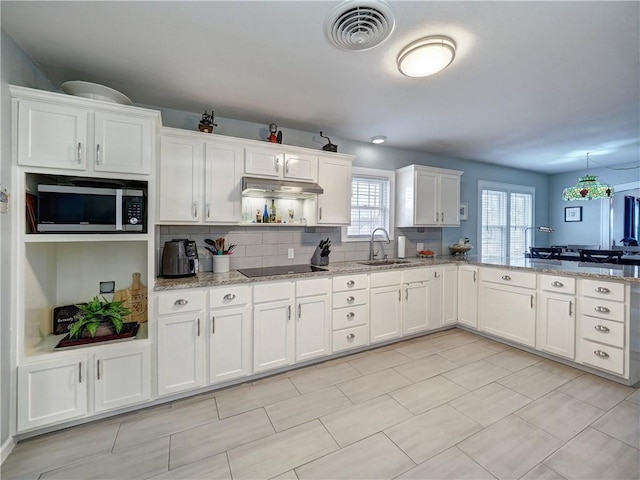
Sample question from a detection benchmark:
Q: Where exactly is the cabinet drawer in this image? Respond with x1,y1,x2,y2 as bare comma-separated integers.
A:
209,285,250,309
581,316,625,348
539,274,576,294
158,290,204,315
333,274,368,292
579,338,624,375
332,325,369,353
581,279,625,302
481,268,536,289
333,304,368,330
254,281,293,303
402,268,429,284
297,277,330,297
370,270,403,288
333,290,368,309
582,297,625,322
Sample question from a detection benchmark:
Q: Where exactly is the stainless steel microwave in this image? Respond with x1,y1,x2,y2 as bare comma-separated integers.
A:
35,184,145,233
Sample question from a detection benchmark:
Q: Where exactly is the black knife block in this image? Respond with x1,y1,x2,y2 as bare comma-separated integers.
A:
310,246,329,266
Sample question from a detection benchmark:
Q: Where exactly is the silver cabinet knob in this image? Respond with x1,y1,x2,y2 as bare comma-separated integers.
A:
594,350,610,359
502,275,511,281
347,296,355,303
347,333,355,340
594,324,610,333
595,286,610,294
346,312,355,319
551,281,564,287
174,299,188,306
595,306,610,314
347,280,355,287
223,293,236,301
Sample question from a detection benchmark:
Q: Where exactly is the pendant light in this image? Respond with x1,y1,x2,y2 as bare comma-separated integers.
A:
562,153,614,201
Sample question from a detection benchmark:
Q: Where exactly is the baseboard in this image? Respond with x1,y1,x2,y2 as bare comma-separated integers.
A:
1,435,16,464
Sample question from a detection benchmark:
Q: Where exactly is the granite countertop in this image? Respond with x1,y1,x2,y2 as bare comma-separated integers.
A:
154,255,640,291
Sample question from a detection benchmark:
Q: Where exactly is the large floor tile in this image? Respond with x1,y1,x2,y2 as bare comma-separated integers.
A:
497,364,570,399
397,446,495,480
557,373,636,410
393,354,460,382
438,342,496,365
626,388,640,404
265,386,352,432
320,394,412,446
385,404,482,464
394,336,451,360
150,452,230,479
215,377,300,418
391,375,469,415
471,337,512,352
336,368,412,403
543,428,640,479
450,382,532,426
289,362,362,394
41,436,170,479
458,415,563,480
348,349,411,375
227,420,338,480
271,471,299,480
295,432,415,479
442,359,511,390
169,408,274,469
484,349,541,372
533,358,584,380
591,400,640,448
515,390,604,442
520,464,565,479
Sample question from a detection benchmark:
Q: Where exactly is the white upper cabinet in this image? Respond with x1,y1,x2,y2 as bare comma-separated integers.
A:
12,86,158,176
204,140,244,223
316,155,353,225
396,165,462,227
244,145,317,181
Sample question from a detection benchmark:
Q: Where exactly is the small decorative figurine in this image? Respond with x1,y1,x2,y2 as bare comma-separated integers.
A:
320,131,338,152
268,123,283,143
199,111,217,133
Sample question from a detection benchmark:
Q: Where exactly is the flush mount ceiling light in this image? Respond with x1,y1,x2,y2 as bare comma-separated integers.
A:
372,136,386,144
562,153,614,201
324,0,396,51
397,36,456,77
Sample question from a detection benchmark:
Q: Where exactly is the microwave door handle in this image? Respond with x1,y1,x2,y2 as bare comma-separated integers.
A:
115,190,123,230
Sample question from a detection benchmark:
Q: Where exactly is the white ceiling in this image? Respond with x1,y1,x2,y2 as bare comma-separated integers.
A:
2,1,639,174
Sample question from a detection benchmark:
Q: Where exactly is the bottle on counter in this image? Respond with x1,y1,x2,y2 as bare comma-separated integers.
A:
269,199,277,223
263,204,269,223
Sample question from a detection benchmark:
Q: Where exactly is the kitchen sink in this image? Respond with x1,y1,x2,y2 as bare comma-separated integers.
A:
358,259,412,266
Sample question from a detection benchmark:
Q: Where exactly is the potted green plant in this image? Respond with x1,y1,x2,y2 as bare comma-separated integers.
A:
69,295,131,339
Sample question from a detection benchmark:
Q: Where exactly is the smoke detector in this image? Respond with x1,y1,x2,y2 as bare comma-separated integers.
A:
324,0,396,51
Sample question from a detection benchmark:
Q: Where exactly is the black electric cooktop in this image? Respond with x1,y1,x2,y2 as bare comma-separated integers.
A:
238,265,327,278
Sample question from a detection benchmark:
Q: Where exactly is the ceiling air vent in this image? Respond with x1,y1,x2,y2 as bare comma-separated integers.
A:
324,0,396,51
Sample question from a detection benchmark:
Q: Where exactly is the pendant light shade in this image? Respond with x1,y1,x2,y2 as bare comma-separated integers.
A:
397,36,456,77
562,153,614,201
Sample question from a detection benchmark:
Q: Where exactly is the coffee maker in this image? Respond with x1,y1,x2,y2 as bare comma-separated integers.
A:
161,239,198,277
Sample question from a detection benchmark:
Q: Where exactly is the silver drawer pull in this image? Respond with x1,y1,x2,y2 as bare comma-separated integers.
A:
551,281,564,287
594,350,610,359
595,287,610,294
346,312,355,319
223,293,236,301
501,275,511,281
347,280,355,287
347,296,355,303
347,333,355,340
594,324,610,333
595,306,610,314
174,299,189,306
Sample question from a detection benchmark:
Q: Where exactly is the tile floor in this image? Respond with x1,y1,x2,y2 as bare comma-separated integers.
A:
2,329,639,480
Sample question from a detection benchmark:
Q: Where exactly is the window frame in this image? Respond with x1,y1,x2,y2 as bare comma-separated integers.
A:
341,167,395,243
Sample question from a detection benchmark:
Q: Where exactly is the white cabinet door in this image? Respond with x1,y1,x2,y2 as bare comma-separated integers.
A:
458,266,479,328
370,285,402,343
537,292,575,359
415,170,439,225
94,111,152,175
159,135,202,222
440,174,461,226
441,265,459,325
284,153,317,181
296,294,330,362
245,146,281,177
17,356,88,431
94,344,151,413
428,268,443,329
204,140,243,223
479,282,536,347
317,156,352,225
403,281,430,335
17,100,88,170
157,312,204,395
253,300,295,372
209,304,252,384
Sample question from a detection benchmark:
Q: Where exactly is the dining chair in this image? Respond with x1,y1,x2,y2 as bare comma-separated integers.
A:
529,247,562,259
579,249,623,264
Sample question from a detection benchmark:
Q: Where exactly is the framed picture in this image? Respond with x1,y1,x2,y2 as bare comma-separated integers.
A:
564,206,582,222
459,202,468,221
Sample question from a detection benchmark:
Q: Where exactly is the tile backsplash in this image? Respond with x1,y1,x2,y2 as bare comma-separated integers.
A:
158,225,442,273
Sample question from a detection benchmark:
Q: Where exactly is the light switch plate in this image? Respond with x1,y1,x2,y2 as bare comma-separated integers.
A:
288,248,294,259
417,242,424,252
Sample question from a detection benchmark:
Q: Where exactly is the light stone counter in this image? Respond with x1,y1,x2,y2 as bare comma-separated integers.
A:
154,255,640,291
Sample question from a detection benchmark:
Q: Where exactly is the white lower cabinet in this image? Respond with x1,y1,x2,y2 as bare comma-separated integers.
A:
295,278,331,362
457,265,478,328
536,275,576,360
370,271,403,343
402,268,431,335
331,274,369,353
253,282,295,373
433,265,458,326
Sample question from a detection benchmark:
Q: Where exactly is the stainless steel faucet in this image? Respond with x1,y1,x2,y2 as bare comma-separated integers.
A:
369,228,390,261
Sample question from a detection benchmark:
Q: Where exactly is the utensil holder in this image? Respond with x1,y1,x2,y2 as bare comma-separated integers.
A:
310,247,329,266
212,255,230,273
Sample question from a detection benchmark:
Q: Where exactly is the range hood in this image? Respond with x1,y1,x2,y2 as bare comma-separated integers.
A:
241,176,324,199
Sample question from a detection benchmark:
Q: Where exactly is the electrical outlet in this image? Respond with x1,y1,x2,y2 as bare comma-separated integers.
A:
288,248,294,259
417,242,424,252
100,281,115,294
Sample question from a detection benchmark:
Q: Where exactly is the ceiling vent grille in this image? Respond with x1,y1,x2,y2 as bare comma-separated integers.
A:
324,0,396,51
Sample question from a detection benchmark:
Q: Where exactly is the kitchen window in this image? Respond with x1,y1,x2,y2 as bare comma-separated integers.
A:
478,181,534,258
342,168,395,242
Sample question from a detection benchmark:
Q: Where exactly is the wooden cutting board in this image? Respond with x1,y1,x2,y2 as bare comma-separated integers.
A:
113,272,148,323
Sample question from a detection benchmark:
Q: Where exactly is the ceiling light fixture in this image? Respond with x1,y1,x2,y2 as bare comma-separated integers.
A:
562,153,614,201
372,136,386,144
397,36,456,77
